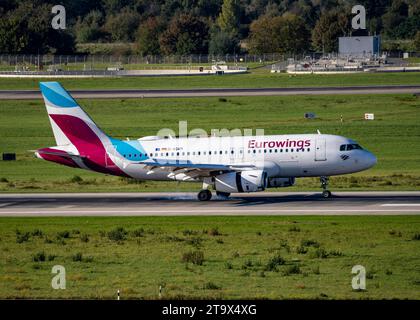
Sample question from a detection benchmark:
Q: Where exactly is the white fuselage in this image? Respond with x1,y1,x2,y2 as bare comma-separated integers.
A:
109,134,377,182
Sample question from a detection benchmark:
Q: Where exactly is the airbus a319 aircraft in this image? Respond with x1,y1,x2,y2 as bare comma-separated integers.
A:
35,82,377,201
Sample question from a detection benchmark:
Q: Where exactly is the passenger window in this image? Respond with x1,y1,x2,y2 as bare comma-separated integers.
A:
340,145,346,151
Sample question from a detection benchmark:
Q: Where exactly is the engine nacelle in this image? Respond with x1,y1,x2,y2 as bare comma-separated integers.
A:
214,170,267,193
267,177,295,188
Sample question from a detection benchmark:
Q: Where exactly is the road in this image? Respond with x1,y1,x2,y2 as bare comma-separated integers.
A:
1,85,420,99
1,191,420,216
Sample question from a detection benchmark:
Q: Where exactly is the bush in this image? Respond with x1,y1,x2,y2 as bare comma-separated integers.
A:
208,227,221,236
283,264,301,276
31,229,43,237
70,175,83,183
182,250,204,265
32,251,46,262
328,250,343,257
225,261,233,269
312,248,328,259
44,237,53,244
16,230,30,243
0,177,8,182
80,233,90,243
186,237,202,248
182,229,198,236
242,259,253,269
72,252,83,262
412,233,420,240
203,282,220,290
301,239,320,248
296,246,308,254
265,254,285,271
218,98,227,102
57,231,70,239
107,227,127,242
131,228,144,238
47,254,56,261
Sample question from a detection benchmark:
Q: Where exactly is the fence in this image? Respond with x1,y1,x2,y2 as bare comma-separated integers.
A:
0,53,291,72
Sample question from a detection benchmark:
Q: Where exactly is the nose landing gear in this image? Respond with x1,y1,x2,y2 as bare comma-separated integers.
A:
320,176,332,198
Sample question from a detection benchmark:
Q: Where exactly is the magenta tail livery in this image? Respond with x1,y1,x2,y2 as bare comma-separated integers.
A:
36,82,377,200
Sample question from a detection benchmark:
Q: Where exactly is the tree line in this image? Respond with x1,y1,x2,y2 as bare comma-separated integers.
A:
0,0,419,55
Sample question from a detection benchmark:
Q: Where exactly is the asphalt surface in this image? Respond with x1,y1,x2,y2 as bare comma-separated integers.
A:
1,85,420,99
1,191,420,216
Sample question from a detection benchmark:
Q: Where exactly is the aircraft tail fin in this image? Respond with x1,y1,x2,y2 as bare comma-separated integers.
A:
39,82,107,148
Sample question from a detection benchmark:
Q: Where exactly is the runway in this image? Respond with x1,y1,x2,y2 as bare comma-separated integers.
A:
1,191,420,216
1,85,420,99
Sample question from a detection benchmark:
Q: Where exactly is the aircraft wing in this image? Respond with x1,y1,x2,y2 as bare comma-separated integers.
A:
139,159,257,180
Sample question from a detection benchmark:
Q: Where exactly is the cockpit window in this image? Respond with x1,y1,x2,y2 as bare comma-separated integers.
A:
340,144,363,151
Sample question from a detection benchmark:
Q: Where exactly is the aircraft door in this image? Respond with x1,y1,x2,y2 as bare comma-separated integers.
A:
315,139,326,161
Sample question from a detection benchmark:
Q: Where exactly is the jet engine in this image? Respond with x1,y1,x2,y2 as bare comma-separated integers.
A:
214,170,267,193
267,177,295,188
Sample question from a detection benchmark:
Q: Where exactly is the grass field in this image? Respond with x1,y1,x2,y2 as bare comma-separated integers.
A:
0,72,419,90
0,216,419,299
0,94,419,192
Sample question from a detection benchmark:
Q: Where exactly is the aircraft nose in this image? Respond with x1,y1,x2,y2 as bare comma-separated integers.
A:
364,152,377,169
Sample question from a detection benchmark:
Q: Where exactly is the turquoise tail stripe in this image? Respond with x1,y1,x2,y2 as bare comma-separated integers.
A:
39,82,78,108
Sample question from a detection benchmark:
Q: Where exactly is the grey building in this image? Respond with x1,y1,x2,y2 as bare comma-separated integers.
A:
338,36,381,56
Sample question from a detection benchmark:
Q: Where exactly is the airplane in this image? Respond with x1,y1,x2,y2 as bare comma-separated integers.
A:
35,82,377,201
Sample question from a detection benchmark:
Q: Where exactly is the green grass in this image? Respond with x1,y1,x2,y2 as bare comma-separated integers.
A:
0,94,419,192
0,216,419,299
0,72,419,90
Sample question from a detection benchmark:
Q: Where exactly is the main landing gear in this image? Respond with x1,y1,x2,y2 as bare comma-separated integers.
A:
320,176,332,198
198,189,212,201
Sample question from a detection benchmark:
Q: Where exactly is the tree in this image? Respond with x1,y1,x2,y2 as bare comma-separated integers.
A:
217,0,240,36
75,10,106,43
159,13,209,55
248,14,310,54
311,10,350,53
414,31,420,51
209,26,239,55
136,17,165,55
0,1,75,54
382,0,409,36
104,7,140,42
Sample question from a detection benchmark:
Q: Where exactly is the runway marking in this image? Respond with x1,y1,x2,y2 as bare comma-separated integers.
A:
382,204,420,207
1,209,420,215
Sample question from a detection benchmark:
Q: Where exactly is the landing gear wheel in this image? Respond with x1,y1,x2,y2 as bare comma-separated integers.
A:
216,191,230,198
322,190,332,198
198,189,212,201
320,176,332,198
